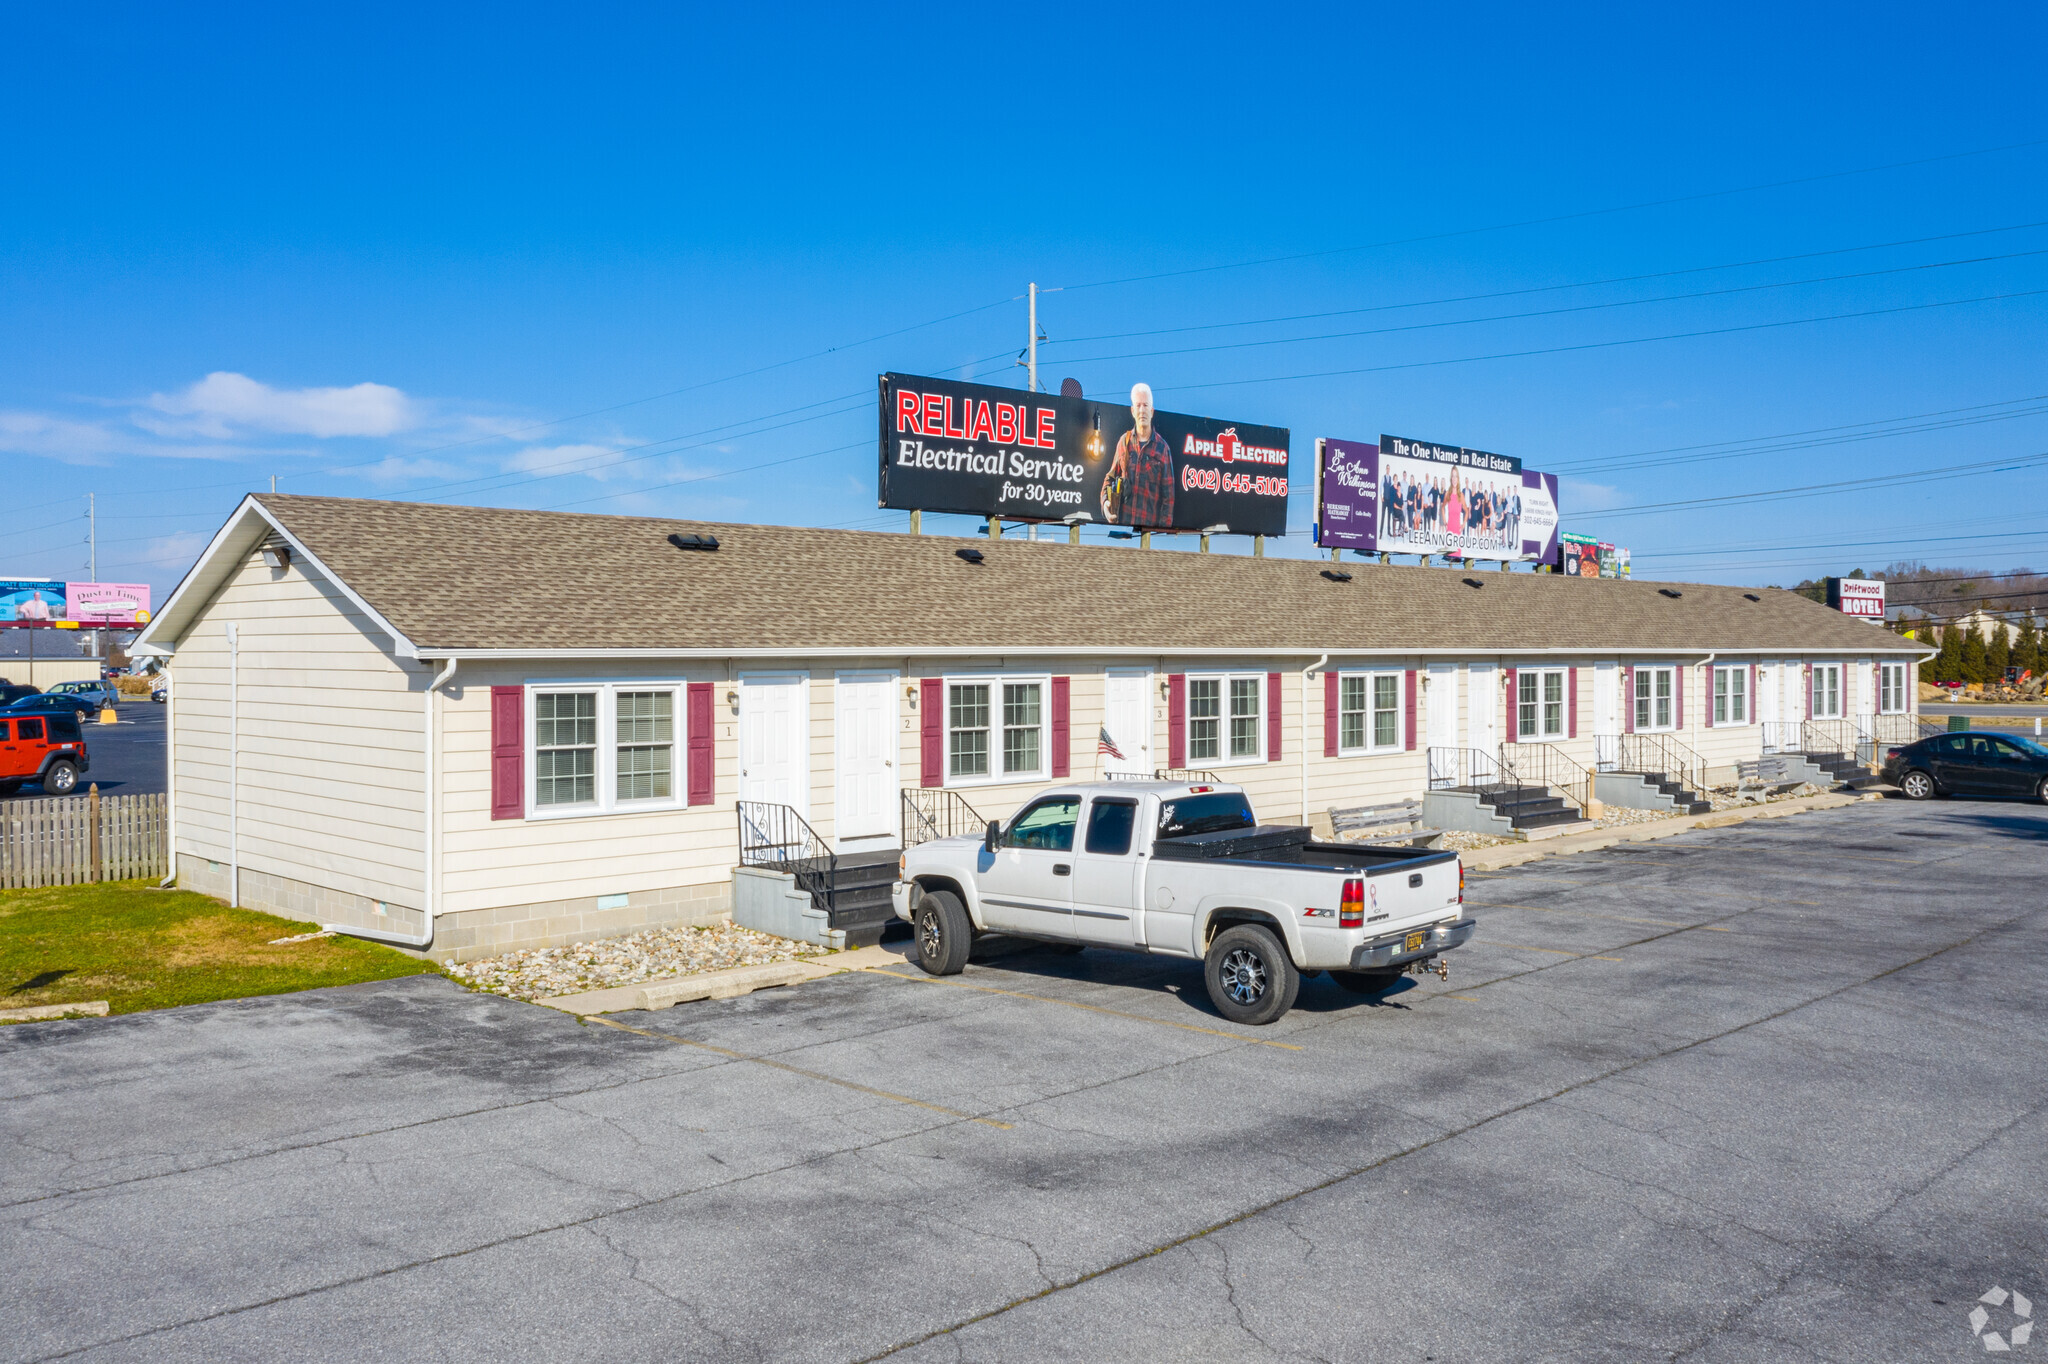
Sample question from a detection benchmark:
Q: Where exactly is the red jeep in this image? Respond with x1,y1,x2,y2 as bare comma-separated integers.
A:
0,710,90,795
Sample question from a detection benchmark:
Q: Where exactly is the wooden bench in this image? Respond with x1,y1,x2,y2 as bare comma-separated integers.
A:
1733,757,1793,793
1329,800,1447,849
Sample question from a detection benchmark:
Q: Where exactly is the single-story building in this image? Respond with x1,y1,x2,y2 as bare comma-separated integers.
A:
134,494,1929,961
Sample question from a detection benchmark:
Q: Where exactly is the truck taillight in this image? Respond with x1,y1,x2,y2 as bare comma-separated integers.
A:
1459,865,1465,904
1340,877,1364,929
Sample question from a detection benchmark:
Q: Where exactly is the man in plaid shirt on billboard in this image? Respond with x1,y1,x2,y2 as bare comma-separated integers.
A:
1103,382,1174,528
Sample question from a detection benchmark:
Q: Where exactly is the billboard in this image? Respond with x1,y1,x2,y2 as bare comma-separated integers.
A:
0,579,66,622
1826,577,1885,619
1313,434,1559,562
878,373,1291,536
1559,534,1630,578
68,582,152,625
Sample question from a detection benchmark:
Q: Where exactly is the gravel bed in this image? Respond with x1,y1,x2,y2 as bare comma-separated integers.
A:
445,921,823,1002
1438,829,1515,851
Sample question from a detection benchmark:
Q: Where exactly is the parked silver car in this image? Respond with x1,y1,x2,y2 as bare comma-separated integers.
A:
44,680,120,710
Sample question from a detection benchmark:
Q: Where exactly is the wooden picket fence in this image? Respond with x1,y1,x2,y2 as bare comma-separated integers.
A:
0,789,167,889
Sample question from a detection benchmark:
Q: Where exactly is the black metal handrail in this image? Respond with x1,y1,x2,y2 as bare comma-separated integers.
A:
1498,742,1593,814
1426,746,1507,792
1801,718,1860,762
901,788,986,847
1615,732,1707,796
737,800,838,914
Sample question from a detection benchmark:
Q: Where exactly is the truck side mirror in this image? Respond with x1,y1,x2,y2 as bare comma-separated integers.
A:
984,820,1002,853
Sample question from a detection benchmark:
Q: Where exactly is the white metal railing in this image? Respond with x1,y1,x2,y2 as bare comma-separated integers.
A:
1761,721,1803,754
1592,733,1620,772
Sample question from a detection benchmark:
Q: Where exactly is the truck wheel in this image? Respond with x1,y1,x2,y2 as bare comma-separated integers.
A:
41,760,78,796
913,889,972,977
1898,769,1935,800
1204,923,1300,1026
1331,969,1402,994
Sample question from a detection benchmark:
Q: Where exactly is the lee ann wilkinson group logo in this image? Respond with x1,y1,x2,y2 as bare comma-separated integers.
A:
1970,1285,2034,1352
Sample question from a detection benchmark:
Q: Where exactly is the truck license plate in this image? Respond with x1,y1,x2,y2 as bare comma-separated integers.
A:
1404,931,1426,954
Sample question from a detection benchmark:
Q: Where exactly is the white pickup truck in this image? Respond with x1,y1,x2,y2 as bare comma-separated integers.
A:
893,779,1475,1025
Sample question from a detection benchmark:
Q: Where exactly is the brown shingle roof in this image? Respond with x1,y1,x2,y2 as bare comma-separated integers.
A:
254,494,1919,656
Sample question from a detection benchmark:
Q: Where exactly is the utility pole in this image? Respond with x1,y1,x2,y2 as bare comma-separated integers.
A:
1028,283,1038,394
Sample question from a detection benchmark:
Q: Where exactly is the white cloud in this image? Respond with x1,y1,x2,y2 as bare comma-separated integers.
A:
351,455,467,485
0,409,295,464
504,442,633,481
141,371,416,439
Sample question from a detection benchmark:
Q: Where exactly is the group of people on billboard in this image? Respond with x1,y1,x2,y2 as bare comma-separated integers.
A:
1378,466,1523,555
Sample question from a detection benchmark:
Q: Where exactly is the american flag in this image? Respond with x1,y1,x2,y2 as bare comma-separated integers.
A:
1097,726,1126,761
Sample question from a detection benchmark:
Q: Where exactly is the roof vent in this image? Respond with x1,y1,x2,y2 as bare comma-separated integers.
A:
667,533,719,552
1461,577,1484,589
955,548,985,565
1659,588,1683,599
1320,569,1352,583
1743,592,1761,602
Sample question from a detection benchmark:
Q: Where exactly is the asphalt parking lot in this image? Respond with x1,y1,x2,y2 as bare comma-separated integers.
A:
0,700,163,800
4,797,2044,1362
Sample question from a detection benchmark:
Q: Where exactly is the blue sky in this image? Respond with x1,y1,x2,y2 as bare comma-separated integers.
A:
3,2,2044,601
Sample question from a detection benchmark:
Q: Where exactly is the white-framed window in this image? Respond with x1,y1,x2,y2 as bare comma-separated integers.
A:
1811,663,1843,719
1338,670,1403,755
1878,661,1908,715
1516,668,1567,739
528,682,686,817
1712,665,1749,725
1633,666,1675,732
946,674,1048,785
1188,672,1265,764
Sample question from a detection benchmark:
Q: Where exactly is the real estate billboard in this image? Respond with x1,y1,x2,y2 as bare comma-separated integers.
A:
67,582,152,624
0,579,66,622
878,373,1291,536
1312,434,1559,562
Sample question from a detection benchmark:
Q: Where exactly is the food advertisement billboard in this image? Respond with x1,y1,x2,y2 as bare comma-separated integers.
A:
878,373,1291,536
1559,534,1629,578
67,582,152,624
1313,435,1559,562
0,579,66,622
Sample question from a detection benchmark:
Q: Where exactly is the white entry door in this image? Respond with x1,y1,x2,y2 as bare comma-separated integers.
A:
834,671,897,845
1426,664,1458,750
1592,662,1619,769
1468,663,1498,779
739,674,808,815
1102,670,1153,777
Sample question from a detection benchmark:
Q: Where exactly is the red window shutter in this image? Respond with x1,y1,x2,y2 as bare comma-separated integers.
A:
1567,667,1578,739
1050,676,1071,778
686,682,715,805
1167,674,1186,769
1502,667,1518,743
1675,666,1685,730
1323,670,1339,757
920,678,943,787
490,686,524,820
1623,666,1635,734
1267,672,1282,762
1403,669,1417,751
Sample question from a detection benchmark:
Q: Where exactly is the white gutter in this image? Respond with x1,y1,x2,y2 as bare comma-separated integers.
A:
225,621,239,908
324,657,456,949
1301,654,1328,828
409,644,1922,662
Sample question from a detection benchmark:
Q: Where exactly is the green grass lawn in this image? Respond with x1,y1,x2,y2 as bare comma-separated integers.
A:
1,879,437,1019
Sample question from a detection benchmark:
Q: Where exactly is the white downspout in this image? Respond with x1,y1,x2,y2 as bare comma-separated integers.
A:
1301,653,1328,830
225,622,239,907
324,657,455,949
156,650,178,888
1694,652,1716,785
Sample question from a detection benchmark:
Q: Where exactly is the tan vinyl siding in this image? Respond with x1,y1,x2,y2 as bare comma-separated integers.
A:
170,550,425,910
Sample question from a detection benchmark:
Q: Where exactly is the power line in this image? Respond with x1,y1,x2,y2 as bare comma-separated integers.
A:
1587,449,2048,519
1151,287,2048,396
1055,137,2048,293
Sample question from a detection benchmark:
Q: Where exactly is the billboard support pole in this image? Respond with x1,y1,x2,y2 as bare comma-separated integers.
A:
909,510,921,536
1027,283,1038,394
1253,536,1264,558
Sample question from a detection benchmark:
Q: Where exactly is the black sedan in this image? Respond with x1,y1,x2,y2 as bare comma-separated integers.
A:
1883,731,2048,802
0,692,101,720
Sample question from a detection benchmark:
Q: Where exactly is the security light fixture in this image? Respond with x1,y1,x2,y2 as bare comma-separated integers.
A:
1320,570,1352,583
955,548,985,564
1659,588,1683,599
1062,512,1093,524
667,533,719,552
261,546,291,571
1108,530,1136,540
1200,523,1230,536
